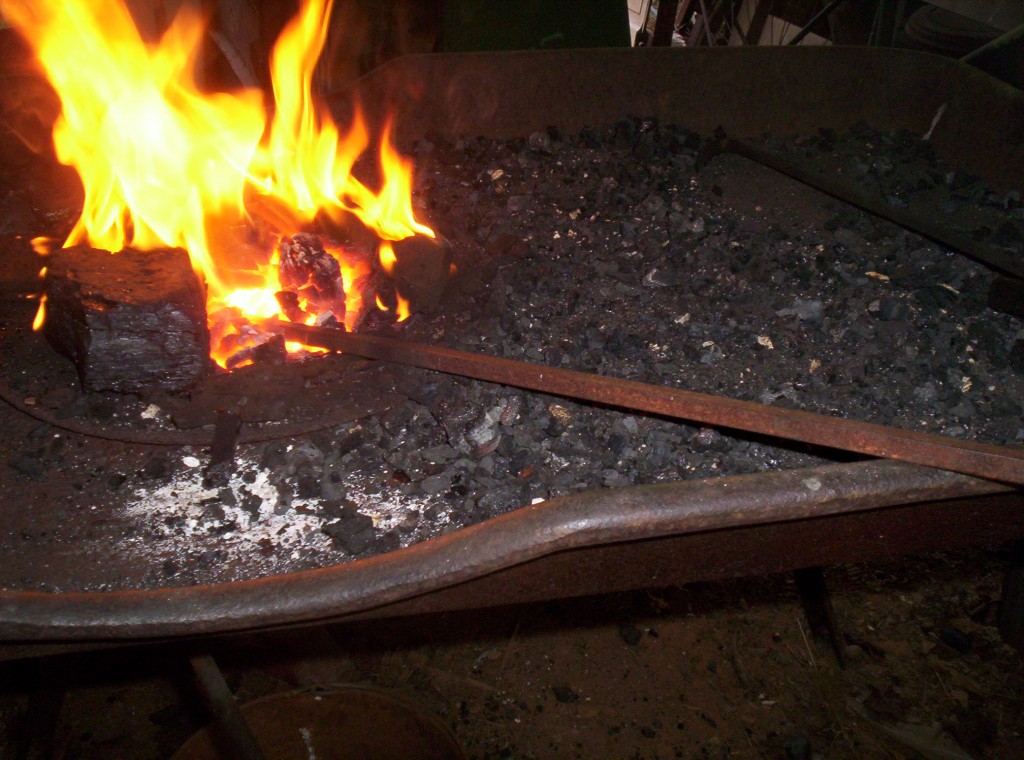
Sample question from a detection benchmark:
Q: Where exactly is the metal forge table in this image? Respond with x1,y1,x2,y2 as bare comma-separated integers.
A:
0,46,1022,654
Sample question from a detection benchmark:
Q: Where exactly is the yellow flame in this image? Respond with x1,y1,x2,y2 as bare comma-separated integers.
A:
376,240,414,322
373,288,408,321
4,0,434,361
343,120,436,241
0,0,265,295
395,293,411,322
255,2,434,243
32,294,46,331
379,240,397,273
262,0,354,221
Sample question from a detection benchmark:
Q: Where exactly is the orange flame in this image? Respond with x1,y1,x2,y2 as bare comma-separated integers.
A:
3,0,434,365
32,294,47,331
344,120,436,242
0,0,265,294
259,0,363,224
377,240,410,322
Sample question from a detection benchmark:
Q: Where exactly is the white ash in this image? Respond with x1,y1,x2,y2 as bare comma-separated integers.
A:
122,453,447,564
342,477,453,535
124,456,331,560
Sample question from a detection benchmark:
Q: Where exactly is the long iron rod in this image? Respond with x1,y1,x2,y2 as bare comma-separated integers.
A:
270,320,1024,485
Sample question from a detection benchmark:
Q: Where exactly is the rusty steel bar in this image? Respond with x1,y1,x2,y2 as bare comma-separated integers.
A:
270,319,1024,485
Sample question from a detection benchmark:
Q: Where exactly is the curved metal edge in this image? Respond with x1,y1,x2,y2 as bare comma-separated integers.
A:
0,460,1014,640
337,46,1024,192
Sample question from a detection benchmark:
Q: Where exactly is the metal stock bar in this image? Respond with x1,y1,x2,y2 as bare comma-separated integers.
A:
270,320,1024,485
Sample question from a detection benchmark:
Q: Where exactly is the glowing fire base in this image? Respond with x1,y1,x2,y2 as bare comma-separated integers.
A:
40,230,455,393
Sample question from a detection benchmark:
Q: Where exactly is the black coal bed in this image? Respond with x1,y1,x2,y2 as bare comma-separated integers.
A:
0,47,1021,642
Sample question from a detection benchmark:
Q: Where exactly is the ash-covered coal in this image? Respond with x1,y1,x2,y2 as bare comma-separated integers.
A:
2,118,1022,592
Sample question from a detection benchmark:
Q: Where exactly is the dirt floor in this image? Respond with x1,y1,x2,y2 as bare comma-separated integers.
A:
1,545,1022,759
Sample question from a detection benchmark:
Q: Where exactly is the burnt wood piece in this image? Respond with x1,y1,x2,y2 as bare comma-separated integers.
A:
43,247,209,393
224,333,287,370
203,410,243,488
383,233,453,314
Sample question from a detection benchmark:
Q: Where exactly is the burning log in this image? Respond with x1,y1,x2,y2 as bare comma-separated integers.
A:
43,246,209,393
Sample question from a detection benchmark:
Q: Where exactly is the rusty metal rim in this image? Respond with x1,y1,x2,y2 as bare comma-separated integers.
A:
345,46,1024,192
0,459,1014,641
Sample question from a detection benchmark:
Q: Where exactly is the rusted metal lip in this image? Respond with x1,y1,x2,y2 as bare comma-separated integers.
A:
0,460,1015,642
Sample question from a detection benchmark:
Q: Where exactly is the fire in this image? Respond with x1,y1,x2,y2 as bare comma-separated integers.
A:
2,0,434,366
207,243,373,367
0,0,265,291
377,241,411,321
345,120,437,242
32,294,46,331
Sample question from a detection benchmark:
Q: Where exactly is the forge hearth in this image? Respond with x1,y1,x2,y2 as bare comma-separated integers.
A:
0,48,1022,647
3,111,1022,600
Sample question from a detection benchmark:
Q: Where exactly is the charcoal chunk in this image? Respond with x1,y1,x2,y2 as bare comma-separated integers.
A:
321,501,376,554
43,247,209,393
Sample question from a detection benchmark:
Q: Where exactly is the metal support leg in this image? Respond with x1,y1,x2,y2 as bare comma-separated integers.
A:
794,567,846,668
999,541,1024,651
14,658,65,760
652,0,680,46
190,654,266,760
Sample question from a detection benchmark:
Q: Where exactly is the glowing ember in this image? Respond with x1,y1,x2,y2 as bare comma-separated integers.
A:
2,0,435,367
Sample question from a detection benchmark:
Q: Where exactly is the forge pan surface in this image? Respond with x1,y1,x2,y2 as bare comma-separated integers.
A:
0,47,1022,642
